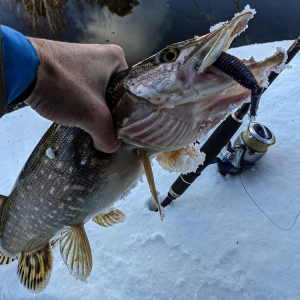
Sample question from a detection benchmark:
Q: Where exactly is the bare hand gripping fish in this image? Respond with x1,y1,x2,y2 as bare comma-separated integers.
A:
0,7,285,291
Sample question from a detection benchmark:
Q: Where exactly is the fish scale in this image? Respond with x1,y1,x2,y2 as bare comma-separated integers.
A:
0,124,143,256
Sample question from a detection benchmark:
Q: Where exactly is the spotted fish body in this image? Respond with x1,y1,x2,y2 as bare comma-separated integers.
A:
0,124,143,256
0,8,286,292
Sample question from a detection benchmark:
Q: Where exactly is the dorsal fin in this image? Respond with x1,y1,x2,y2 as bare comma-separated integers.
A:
0,250,16,265
93,208,126,227
60,225,92,281
17,243,52,292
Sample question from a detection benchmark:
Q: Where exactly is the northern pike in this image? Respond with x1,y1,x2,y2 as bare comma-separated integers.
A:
0,7,285,292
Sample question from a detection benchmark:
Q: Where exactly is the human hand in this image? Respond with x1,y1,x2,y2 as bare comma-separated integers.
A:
25,38,127,153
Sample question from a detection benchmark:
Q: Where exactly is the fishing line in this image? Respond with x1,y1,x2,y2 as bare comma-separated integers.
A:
239,174,300,230
244,90,300,230
259,89,300,114
166,0,207,19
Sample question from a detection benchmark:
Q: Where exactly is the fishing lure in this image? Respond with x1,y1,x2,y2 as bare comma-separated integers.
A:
213,51,261,117
213,51,258,92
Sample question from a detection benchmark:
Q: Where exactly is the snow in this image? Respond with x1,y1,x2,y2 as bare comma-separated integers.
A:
156,144,206,174
46,147,56,160
234,4,256,19
1,40,300,299
273,47,292,73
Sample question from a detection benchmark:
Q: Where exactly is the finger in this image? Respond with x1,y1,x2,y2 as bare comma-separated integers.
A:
79,99,122,153
91,113,122,153
101,44,128,73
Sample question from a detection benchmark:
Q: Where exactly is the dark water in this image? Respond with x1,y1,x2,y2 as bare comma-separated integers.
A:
0,0,300,66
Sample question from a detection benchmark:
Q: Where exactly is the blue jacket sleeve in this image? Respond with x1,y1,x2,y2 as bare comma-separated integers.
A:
1,26,40,105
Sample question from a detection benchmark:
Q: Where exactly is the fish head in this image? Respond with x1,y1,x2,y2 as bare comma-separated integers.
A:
107,7,285,152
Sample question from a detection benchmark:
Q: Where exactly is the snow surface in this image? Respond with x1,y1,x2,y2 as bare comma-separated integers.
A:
1,40,300,299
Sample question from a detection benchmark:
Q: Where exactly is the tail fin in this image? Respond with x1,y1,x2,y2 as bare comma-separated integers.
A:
17,243,52,292
0,250,16,265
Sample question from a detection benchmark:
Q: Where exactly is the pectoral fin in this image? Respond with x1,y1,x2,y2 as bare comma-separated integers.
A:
138,150,164,220
156,149,185,172
60,225,92,281
0,250,16,265
93,208,126,227
156,144,205,174
17,243,52,292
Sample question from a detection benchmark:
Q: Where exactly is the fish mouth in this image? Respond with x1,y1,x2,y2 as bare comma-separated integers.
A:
112,6,285,152
174,8,257,104
194,8,255,74
125,7,257,108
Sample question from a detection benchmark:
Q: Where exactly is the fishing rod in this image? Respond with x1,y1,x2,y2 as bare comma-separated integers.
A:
158,35,300,209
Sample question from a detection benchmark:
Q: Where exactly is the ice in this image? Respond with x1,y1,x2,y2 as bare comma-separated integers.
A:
210,5,256,33
273,47,292,73
156,144,206,174
210,21,228,33
234,5,256,19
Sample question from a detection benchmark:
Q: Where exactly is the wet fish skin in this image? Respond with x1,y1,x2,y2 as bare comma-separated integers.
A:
0,124,143,256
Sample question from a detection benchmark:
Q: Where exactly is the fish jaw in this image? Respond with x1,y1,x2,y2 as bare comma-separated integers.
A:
114,89,250,152
108,7,285,151
122,9,254,108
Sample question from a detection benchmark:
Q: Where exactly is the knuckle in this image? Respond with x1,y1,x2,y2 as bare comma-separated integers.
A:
95,44,127,71
108,44,125,60
104,44,127,68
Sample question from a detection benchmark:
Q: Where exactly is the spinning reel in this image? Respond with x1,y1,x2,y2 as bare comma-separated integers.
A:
215,122,276,175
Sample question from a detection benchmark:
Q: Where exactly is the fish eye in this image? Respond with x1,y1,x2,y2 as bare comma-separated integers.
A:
160,48,179,63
